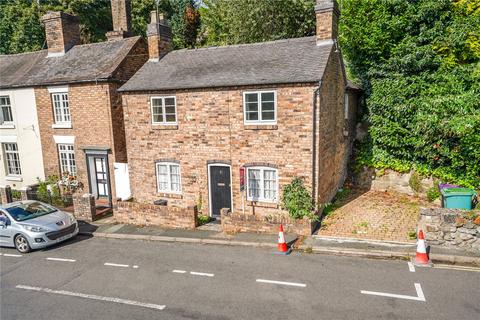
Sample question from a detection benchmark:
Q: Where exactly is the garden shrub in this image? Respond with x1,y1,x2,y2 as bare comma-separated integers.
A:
282,178,317,221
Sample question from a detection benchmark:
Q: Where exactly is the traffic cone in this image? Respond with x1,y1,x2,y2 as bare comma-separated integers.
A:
275,224,291,255
413,230,432,267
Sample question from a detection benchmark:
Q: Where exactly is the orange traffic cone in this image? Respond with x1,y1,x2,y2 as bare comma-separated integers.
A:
413,230,432,267
275,224,291,255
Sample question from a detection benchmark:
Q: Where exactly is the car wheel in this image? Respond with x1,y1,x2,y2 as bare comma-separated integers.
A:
14,234,31,253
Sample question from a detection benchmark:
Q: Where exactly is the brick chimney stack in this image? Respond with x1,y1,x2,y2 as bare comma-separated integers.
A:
106,0,132,41
41,11,81,57
147,11,173,61
315,0,340,44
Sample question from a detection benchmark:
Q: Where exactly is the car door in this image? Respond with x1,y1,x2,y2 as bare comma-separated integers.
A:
0,211,15,246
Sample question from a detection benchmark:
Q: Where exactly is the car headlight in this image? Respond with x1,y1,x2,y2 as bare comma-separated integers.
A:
69,214,76,224
21,225,48,232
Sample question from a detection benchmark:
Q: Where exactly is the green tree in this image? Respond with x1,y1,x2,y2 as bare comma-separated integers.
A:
0,0,45,54
341,0,480,187
199,0,316,46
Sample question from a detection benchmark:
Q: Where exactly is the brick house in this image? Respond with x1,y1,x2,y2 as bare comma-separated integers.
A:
118,0,360,234
0,0,147,210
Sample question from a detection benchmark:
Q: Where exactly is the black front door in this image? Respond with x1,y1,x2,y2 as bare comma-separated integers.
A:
209,165,232,217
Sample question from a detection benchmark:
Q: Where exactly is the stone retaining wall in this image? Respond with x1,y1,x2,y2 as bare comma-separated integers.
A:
419,208,480,252
114,201,198,230
221,209,315,236
357,167,435,197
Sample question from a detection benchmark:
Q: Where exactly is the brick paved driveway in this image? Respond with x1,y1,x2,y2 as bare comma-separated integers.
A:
317,190,434,242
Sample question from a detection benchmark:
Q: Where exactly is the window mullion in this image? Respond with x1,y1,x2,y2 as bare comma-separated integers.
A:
162,98,166,124
258,93,262,121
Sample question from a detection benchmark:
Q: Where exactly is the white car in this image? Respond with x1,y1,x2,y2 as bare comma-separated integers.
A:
0,200,78,253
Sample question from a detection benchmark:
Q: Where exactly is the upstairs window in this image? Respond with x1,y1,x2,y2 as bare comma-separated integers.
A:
0,96,13,123
156,162,181,193
247,167,278,203
243,91,276,124
58,144,76,176
3,143,21,175
52,93,71,124
151,96,177,125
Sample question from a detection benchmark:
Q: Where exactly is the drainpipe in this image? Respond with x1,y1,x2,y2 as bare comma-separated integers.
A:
312,80,323,210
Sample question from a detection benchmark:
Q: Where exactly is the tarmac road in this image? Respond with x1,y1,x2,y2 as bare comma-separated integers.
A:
1,235,479,319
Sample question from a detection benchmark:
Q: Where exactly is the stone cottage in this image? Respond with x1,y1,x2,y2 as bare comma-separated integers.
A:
0,0,148,213
117,0,361,234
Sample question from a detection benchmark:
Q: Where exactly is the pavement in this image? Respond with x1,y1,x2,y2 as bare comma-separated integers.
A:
1,235,480,319
77,220,480,267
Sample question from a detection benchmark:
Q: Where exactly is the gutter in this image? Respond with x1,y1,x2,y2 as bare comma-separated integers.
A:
312,80,323,208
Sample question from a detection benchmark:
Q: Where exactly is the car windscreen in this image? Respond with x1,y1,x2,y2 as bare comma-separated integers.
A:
6,202,57,222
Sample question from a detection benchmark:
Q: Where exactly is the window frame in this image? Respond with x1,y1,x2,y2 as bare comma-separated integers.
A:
0,96,13,124
51,92,71,125
243,90,277,125
150,96,178,125
2,143,21,176
344,92,349,120
155,162,182,194
58,144,77,177
246,166,278,203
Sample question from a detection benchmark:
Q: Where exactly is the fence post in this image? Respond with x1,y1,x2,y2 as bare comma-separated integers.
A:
20,187,30,201
72,193,96,221
0,185,13,204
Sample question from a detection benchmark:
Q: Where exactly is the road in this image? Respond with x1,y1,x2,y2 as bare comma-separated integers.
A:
1,235,479,320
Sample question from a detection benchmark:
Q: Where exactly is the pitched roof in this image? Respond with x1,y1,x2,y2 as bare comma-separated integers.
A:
0,36,141,89
119,36,332,92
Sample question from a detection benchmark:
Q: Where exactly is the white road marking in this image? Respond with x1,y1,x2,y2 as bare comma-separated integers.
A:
2,253,23,257
16,285,165,310
433,264,480,273
256,279,307,288
132,265,139,269
46,257,76,262
190,271,214,277
172,270,186,274
104,262,130,268
408,262,415,272
361,283,426,302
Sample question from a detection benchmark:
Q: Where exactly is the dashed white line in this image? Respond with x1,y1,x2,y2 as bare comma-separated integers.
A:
408,262,415,272
190,271,214,277
172,270,187,274
16,284,166,311
256,279,307,288
104,262,130,268
132,265,139,269
361,283,426,302
46,257,76,262
2,253,23,257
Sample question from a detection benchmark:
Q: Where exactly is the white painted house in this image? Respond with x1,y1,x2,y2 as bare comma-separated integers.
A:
0,88,45,191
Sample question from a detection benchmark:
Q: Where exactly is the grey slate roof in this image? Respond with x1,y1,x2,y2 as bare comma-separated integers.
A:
119,36,332,92
0,36,141,89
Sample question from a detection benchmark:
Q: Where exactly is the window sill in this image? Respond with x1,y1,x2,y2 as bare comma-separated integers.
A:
52,123,72,129
157,192,183,199
0,123,15,129
152,125,179,130
244,124,278,130
246,200,278,208
5,176,23,182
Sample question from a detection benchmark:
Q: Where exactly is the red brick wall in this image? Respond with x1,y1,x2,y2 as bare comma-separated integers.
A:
123,83,317,218
317,49,349,204
115,201,197,229
221,209,314,236
35,83,118,198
